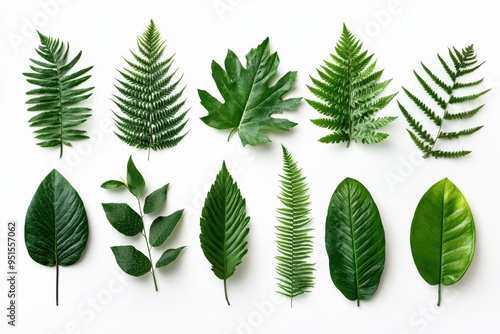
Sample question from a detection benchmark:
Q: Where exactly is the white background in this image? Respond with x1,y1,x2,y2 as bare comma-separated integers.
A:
2,0,500,333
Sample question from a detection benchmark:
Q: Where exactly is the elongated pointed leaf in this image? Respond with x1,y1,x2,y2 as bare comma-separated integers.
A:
200,162,250,305
111,245,151,277
156,247,186,269
149,209,184,247
275,145,315,307
127,156,145,197
410,178,475,306
102,203,143,236
199,37,301,146
325,178,385,305
25,169,89,305
144,183,169,214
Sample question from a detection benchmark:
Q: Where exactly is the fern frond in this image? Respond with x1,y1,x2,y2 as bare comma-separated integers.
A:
308,24,397,148
276,145,315,307
113,20,189,160
429,150,471,159
23,32,93,158
399,44,489,158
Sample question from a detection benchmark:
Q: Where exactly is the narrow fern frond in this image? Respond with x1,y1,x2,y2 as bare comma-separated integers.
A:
401,88,442,126
438,126,483,140
444,104,484,120
399,44,489,158
308,24,397,147
112,20,189,160
276,145,315,307
429,150,471,159
23,32,93,158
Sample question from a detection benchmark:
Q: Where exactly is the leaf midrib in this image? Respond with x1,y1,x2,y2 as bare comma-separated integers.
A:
235,47,267,133
347,184,361,303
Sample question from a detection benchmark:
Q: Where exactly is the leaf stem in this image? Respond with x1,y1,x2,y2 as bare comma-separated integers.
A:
437,283,441,306
56,263,59,306
227,127,238,142
224,279,230,305
137,196,158,292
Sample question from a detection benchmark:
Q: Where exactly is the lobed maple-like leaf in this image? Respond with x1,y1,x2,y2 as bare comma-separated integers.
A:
199,37,302,146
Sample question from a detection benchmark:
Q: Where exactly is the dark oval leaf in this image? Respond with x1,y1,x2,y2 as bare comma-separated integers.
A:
410,178,475,306
156,246,186,269
25,169,89,267
325,177,385,306
144,183,169,214
102,203,143,236
127,156,145,197
111,245,151,277
149,209,184,247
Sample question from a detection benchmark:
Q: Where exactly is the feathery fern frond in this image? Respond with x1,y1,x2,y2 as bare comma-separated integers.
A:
307,24,397,147
23,32,94,158
113,20,189,160
399,45,490,158
276,145,315,307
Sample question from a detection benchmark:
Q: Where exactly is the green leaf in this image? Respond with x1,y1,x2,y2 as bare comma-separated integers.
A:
23,32,94,158
399,44,489,158
199,37,301,146
111,245,152,277
410,178,475,306
325,177,385,306
126,156,145,197
156,246,186,269
102,203,143,236
144,183,169,214
101,180,125,189
276,146,315,307
25,169,89,305
149,209,184,247
200,161,250,305
113,20,189,160
308,24,397,147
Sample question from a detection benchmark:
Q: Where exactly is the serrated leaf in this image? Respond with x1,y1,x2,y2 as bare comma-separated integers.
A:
127,156,145,197
111,245,152,277
144,184,169,214
325,178,385,306
25,169,89,305
200,161,250,305
101,180,125,189
308,24,396,147
102,203,143,236
410,178,475,306
149,209,183,247
156,246,186,269
199,37,301,146
275,146,315,307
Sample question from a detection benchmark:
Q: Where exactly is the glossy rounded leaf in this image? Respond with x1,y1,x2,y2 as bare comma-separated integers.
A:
410,178,475,305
